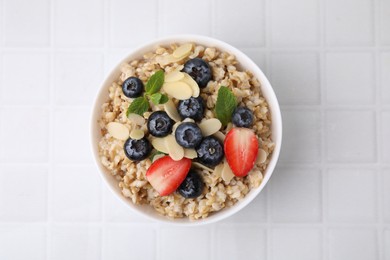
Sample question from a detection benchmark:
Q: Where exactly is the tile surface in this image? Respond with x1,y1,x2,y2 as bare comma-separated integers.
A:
0,0,388,259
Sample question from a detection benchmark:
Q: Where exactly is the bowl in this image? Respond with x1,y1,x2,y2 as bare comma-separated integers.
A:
90,34,282,225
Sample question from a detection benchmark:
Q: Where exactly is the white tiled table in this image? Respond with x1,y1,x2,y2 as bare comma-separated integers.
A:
0,0,389,259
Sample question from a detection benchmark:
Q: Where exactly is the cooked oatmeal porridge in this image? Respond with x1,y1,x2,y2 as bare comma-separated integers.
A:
98,43,274,220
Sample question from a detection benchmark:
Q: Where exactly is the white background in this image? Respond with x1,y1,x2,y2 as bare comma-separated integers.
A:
0,0,389,259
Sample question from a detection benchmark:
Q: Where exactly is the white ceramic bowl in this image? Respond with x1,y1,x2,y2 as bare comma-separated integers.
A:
90,35,282,226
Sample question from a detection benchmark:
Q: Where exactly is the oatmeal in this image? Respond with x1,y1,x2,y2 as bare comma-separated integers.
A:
98,43,274,220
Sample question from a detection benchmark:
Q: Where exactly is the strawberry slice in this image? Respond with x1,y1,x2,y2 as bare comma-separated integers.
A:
146,155,191,196
224,128,259,177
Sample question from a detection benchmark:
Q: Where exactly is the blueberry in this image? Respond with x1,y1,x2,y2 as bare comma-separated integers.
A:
196,136,224,167
124,137,152,161
147,111,174,137
122,77,144,98
175,122,203,148
177,97,205,122
232,106,254,128
182,58,212,88
177,170,204,198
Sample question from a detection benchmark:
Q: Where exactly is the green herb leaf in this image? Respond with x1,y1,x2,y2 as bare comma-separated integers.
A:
159,94,169,104
150,93,162,105
215,86,237,126
149,150,166,161
126,96,149,116
145,70,164,95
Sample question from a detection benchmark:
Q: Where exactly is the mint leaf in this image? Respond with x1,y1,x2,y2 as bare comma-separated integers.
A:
159,94,169,104
150,93,162,105
145,70,164,95
215,86,237,126
126,96,149,116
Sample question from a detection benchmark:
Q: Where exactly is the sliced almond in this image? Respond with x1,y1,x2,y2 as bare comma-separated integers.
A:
198,118,222,136
257,149,267,164
107,122,129,140
129,129,144,140
172,43,193,58
165,135,184,161
192,162,213,172
182,73,200,97
163,81,193,100
222,161,235,183
213,131,226,142
184,148,197,159
172,121,182,135
151,137,169,154
165,70,185,83
183,118,195,123
164,99,181,122
127,113,145,126
152,153,166,163
213,163,224,178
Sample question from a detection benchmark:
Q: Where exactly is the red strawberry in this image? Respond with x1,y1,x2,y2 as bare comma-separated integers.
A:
146,155,191,196
224,128,259,177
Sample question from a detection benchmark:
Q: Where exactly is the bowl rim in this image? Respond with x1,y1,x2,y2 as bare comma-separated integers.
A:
90,34,282,226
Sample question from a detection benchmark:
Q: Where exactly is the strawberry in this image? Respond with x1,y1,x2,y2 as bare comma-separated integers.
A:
146,155,191,196
224,127,259,177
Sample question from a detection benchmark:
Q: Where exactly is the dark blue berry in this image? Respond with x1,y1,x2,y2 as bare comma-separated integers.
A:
196,136,224,167
124,137,152,161
147,111,173,137
182,58,212,88
232,107,254,128
122,77,144,98
177,97,205,122
175,122,203,148
177,170,204,198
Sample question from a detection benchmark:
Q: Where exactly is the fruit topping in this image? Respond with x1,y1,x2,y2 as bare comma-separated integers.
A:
196,136,224,167
182,58,212,88
175,122,203,148
146,156,191,196
177,96,205,122
122,77,144,98
177,170,204,198
147,111,174,137
232,107,254,128
124,137,152,161
224,128,259,177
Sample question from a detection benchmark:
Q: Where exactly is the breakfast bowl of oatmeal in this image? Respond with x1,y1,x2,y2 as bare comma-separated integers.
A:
90,35,282,225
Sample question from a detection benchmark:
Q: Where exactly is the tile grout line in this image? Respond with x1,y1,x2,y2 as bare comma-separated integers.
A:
46,0,55,258
319,0,327,259
373,0,384,259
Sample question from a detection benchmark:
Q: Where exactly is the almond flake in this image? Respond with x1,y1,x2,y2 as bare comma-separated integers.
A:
222,160,235,183
107,122,129,140
151,137,169,154
183,118,195,123
172,121,182,135
213,163,224,178
198,118,222,136
152,153,165,163
257,149,267,164
172,43,193,58
192,162,213,172
165,135,184,161
163,81,193,100
182,73,200,97
129,129,144,140
164,99,181,122
184,148,197,159
213,131,226,142
127,113,145,126
165,70,184,83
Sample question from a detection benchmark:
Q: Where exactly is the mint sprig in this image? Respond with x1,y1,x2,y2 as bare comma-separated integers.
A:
126,70,167,116
126,96,149,116
215,86,237,126
146,70,164,95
